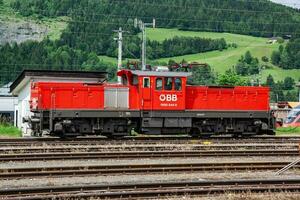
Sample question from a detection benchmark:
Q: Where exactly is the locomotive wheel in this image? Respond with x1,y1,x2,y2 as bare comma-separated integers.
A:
189,128,201,138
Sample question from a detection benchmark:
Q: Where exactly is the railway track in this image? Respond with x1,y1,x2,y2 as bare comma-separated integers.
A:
1,149,299,162
1,161,299,179
1,143,297,154
2,179,300,199
1,136,300,147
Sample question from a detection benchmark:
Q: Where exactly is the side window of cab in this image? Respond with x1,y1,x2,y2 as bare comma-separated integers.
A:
175,78,182,91
156,78,163,90
143,77,150,88
164,77,173,90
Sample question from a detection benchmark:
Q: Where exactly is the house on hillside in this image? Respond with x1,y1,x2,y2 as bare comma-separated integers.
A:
267,37,278,44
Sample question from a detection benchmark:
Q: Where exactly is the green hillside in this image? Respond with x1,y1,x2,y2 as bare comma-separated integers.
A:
1,0,299,84
100,28,300,82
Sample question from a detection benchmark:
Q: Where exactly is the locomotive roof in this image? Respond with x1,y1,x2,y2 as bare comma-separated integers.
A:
119,70,192,77
10,70,107,94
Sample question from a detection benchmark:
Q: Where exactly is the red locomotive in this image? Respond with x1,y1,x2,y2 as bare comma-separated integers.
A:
29,68,275,137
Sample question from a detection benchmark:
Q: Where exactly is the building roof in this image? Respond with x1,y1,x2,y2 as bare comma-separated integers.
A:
10,70,108,94
118,69,192,78
288,102,300,108
0,82,13,96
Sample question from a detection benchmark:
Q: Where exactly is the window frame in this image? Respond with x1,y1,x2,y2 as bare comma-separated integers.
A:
155,77,163,91
174,77,182,91
143,77,150,88
164,77,173,91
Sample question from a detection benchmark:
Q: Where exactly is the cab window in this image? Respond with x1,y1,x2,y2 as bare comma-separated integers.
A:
143,77,150,88
175,78,182,91
156,78,163,90
164,77,173,90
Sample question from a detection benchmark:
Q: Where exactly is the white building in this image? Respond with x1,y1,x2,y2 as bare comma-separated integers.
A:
10,70,107,136
0,83,18,126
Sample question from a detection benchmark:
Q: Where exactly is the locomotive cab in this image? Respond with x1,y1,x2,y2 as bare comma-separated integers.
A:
117,69,192,135
117,69,191,111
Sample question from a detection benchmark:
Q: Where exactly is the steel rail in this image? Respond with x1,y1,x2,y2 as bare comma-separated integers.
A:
2,179,300,199
1,161,299,179
0,144,297,154
0,149,299,162
1,137,300,147
1,135,300,143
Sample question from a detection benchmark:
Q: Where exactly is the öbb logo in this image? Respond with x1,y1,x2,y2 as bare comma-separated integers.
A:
159,94,177,102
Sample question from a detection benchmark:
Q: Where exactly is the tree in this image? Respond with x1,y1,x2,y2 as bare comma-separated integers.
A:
283,77,295,90
244,51,253,64
276,90,285,102
272,39,300,69
285,91,298,101
271,51,281,65
217,70,246,86
261,56,269,63
266,74,275,88
235,51,260,75
279,45,284,53
189,65,215,85
235,62,247,76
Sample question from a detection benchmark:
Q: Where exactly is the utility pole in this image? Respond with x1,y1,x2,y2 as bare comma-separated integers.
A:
113,27,128,84
135,18,156,70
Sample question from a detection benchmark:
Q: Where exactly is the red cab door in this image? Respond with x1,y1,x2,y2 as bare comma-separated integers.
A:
141,77,152,110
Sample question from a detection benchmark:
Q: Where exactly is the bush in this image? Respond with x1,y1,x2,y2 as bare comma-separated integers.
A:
271,51,281,65
231,43,238,48
261,56,269,62
277,37,285,44
0,124,22,138
283,77,295,90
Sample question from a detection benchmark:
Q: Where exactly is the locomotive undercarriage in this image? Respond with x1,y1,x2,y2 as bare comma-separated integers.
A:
30,110,275,137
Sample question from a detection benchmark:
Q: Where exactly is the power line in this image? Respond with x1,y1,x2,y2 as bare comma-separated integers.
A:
63,15,300,26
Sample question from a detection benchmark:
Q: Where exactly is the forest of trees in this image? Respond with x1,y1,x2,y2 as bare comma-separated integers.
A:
235,51,260,76
266,74,299,102
7,0,300,61
147,37,227,59
11,0,300,37
271,39,300,69
0,40,118,83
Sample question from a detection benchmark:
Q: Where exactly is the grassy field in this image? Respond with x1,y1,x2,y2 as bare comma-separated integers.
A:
0,124,21,138
99,28,300,82
150,28,300,82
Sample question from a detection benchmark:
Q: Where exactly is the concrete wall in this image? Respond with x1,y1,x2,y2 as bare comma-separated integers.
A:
0,96,17,111
16,82,32,136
